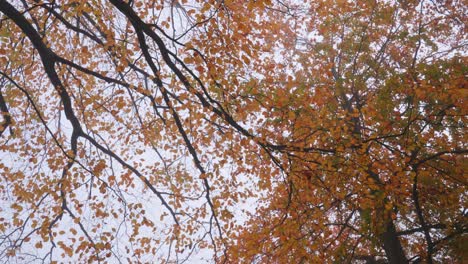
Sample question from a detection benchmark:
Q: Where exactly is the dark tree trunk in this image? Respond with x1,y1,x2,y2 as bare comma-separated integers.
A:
381,220,408,264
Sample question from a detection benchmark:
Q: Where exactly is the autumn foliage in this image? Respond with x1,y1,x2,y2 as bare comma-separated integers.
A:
0,0,466,263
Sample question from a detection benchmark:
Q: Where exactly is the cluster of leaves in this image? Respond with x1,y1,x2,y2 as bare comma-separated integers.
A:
0,0,466,263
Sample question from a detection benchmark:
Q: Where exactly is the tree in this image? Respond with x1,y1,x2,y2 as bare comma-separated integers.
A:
0,0,465,262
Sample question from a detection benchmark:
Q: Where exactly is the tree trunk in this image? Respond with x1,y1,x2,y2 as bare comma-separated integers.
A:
381,220,408,264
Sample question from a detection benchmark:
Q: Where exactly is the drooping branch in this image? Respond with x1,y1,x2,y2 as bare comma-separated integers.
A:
125,10,225,250
0,0,179,226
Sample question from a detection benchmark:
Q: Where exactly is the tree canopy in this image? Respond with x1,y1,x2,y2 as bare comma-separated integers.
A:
0,0,466,263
